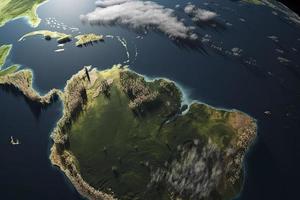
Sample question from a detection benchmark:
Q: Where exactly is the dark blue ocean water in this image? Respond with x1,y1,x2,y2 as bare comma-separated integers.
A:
0,0,300,199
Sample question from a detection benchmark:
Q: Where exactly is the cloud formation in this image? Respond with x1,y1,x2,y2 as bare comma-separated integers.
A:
80,0,197,40
184,4,217,22
150,141,223,199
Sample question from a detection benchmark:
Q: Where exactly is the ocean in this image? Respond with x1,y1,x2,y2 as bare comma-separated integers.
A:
0,0,300,199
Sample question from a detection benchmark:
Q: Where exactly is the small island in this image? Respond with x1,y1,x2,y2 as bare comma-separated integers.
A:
10,136,20,145
19,30,72,44
0,0,47,27
75,33,104,47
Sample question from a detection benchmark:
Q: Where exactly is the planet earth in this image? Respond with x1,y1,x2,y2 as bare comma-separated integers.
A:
0,0,300,200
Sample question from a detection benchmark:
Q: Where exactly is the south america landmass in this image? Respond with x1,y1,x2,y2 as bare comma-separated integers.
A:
0,43,256,200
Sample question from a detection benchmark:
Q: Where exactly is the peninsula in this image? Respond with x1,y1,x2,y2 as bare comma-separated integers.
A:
0,44,12,68
0,0,47,27
0,44,20,77
0,65,20,77
0,44,61,104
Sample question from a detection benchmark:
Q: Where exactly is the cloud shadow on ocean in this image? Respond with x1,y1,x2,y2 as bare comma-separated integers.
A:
192,19,227,32
88,22,208,53
169,34,208,53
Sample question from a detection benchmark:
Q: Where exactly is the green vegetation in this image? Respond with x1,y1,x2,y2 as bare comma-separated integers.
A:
75,33,104,47
0,44,20,77
19,30,72,44
0,44,21,78
51,66,256,200
0,44,18,77
0,44,12,69
0,0,47,27
0,65,19,77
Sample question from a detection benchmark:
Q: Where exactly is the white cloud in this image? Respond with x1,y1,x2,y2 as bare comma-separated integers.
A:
80,0,197,40
184,4,217,22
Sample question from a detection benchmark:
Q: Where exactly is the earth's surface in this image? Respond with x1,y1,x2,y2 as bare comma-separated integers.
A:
0,0,300,200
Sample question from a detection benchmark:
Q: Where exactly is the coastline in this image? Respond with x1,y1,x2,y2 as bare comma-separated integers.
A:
0,69,62,104
0,0,49,28
0,44,12,69
48,66,118,200
0,0,298,198
0,64,257,200
48,65,257,200
50,145,116,200
19,30,71,42
143,73,257,122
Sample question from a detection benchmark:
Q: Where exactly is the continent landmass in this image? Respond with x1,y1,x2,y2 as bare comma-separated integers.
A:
0,0,47,27
0,45,256,200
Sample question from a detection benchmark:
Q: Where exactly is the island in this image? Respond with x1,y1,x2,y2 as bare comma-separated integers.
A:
19,31,105,47
75,34,104,47
10,136,20,145
0,0,47,27
0,50,256,199
0,44,12,68
19,30,72,44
